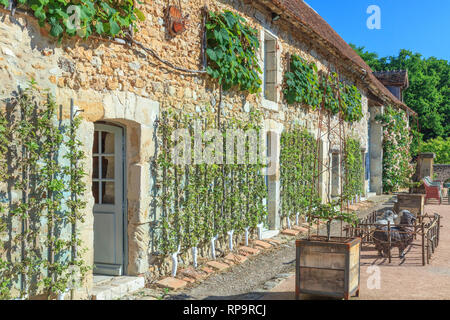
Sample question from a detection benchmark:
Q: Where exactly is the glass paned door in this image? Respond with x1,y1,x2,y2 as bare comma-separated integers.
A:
93,124,124,276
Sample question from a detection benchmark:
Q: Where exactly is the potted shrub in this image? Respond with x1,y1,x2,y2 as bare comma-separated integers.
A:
295,199,361,300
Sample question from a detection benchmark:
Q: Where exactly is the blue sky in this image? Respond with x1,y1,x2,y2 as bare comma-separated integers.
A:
304,0,450,61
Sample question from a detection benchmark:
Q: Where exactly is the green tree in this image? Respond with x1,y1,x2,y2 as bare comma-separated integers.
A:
419,137,450,164
350,45,450,141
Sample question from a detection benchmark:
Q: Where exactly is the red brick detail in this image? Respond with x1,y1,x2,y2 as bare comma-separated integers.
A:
252,240,272,249
264,238,282,245
182,277,195,283
201,266,214,274
281,229,300,236
224,253,248,264
179,267,205,281
292,225,309,233
239,246,260,255
206,261,230,271
156,277,187,290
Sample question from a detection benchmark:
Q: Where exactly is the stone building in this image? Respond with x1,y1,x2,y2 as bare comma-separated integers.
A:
0,0,416,298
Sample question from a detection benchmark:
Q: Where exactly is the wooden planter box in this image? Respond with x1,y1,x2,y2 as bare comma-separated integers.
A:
295,236,361,300
394,193,425,216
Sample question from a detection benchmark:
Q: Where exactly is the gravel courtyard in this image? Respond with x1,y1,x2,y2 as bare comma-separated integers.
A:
121,195,395,300
260,202,450,300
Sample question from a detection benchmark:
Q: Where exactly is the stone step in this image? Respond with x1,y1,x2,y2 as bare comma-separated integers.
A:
92,276,145,300
261,229,280,239
367,192,377,199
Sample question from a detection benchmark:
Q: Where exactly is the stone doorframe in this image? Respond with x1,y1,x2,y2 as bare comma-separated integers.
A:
263,119,284,230
66,90,160,277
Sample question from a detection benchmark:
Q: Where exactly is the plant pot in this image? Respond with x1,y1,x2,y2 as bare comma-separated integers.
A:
295,236,361,300
394,193,425,216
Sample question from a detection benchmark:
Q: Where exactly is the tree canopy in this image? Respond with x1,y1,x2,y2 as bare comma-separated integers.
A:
350,44,450,141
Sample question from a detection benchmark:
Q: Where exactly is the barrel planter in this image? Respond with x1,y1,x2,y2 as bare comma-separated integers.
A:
295,236,361,300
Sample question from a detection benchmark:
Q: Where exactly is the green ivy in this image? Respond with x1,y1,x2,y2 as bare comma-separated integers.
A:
0,80,88,299
340,83,363,123
343,137,364,201
1,0,145,39
283,54,363,123
206,10,262,93
153,108,267,255
284,55,320,107
279,125,319,225
320,72,340,114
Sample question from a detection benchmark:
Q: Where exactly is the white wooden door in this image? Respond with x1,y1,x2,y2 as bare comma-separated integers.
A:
93,124,124,276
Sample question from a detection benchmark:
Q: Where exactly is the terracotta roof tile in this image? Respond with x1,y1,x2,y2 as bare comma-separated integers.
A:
373,70,409,88
261,0,417,116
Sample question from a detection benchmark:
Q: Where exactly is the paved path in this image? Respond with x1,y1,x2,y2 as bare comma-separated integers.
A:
121,195,394,300
261,202,450,300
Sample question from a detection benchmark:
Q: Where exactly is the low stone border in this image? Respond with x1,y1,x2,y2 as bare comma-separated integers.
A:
152,227,310,291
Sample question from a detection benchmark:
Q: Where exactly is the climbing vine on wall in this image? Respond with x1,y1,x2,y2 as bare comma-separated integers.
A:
206,10,262,93
284,55,320,107
0,0,145,39
279,125,319,226
153,108,267,255
376,106,414,193
0,80,88,299
283,54,363,123
340,83,363,123
343,137,364,201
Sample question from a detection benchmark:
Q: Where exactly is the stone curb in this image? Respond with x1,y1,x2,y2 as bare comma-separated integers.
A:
151,228,312,291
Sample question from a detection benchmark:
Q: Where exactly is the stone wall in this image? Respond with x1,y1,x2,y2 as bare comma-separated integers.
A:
0,0,372,295
433,164,450,183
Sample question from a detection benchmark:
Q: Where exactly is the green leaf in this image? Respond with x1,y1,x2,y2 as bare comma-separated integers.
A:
49,18,64,38
95,21,104,34
109,19,120,36
134,8,146,22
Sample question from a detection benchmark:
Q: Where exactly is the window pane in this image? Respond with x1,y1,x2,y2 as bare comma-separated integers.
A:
102,156,115,179
93,131,99,153
102,182,115,204
92,181,100,204
264,36,277,102
101,131,115,153
93,156,99,179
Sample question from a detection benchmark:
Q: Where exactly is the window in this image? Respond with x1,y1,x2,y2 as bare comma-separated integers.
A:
263,32,278,103
331,153,340,197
